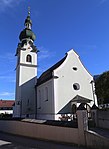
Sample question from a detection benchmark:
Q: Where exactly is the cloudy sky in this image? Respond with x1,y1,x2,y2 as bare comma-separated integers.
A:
0,0,109,100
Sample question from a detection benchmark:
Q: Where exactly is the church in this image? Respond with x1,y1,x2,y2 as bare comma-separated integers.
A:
13,10,97,120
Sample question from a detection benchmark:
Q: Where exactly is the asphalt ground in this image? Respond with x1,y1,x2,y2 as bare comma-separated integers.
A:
0,132,88,149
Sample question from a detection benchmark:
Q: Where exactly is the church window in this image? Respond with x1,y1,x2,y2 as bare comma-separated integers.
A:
73,83,80,90
26,54,32,62
45,87,48,101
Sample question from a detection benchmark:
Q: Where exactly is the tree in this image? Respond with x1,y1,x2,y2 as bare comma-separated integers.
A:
95,71,109,104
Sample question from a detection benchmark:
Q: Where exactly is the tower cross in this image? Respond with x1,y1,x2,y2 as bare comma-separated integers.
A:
28,6,30,16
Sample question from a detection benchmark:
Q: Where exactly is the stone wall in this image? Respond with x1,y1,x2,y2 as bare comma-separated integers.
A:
0,120,79,145
0,109,109,148
98,110,109,129
91,109,109,129
85,130,109,149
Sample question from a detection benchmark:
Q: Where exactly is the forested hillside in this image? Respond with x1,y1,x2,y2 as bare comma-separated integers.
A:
95,71,109,105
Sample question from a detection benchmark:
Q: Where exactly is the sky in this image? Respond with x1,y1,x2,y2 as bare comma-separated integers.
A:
0,0,109,100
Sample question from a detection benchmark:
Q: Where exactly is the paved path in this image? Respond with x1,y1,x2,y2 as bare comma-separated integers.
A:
0,132,87,149
90,127,109,139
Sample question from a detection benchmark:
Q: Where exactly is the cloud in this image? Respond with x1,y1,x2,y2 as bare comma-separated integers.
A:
38,46,55,61
0,70,15,83
33,10,40,18
38,65,49,77
0,92,14,96
0,52,15,62
0,0,21,6
0,0,24,12
0,75,15,83
99,0,107,5
37,46,56,76
38,67,46,73
84,44,97,50
38,50,50,60
76,44,97,51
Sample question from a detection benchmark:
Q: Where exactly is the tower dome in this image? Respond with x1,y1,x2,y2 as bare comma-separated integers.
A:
19,8,36,41
19,28,36,41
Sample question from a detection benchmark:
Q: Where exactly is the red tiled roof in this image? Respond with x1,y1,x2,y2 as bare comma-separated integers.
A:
0,100,15,108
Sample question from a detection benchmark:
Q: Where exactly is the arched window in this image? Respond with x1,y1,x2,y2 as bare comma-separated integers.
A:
38,90,41,109
72,104,77,114
26,54,32,62
45,87,48,101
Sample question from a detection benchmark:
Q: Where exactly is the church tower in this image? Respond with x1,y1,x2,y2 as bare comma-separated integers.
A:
13,8,37,118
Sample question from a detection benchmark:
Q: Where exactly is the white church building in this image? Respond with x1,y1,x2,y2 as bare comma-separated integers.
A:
13,10,97,120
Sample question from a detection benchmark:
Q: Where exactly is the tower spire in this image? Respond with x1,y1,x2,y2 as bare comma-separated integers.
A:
24,6,32,29
19,7,36,42
28,6,30,17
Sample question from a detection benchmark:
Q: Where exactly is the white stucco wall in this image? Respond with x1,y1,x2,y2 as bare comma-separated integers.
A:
20,44,37,67
0,110,13,114
53,49,96,116
20,65,36,86
37,79,55,120
19,43,37,86
14,41,37,118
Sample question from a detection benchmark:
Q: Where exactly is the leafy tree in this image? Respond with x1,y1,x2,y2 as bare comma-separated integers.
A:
95,71,109,104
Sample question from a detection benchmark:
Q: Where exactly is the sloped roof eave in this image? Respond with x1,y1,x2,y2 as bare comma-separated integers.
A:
71,95,92,103
37,54,67,86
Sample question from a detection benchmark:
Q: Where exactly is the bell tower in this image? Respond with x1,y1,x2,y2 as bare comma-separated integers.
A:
13,8,37,118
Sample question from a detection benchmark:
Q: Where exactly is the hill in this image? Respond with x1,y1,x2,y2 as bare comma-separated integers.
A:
95,71,109,104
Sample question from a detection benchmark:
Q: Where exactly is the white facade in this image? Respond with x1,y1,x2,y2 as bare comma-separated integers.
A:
37,79,55,120
37,49,97,120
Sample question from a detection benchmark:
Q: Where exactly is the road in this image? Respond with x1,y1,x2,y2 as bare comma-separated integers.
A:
0,132,88,149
